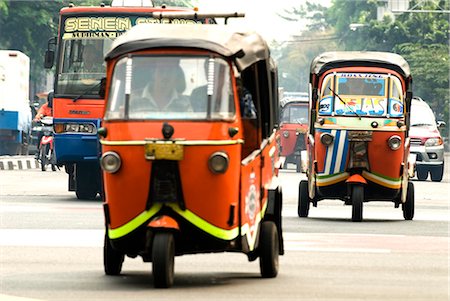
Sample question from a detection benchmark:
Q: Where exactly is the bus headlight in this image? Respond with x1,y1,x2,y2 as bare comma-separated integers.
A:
208,152,229,174
100,151,121,173
388,135,402,150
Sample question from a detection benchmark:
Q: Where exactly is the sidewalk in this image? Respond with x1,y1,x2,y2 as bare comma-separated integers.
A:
0,155,39,170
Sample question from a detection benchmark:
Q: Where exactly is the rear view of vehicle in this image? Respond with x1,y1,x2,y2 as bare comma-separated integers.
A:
100,22,283,288
0,50,31,155
409,96,446,181
279,95,308,172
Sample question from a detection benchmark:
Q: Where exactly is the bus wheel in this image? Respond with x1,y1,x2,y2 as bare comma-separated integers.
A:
402,181,415,220
259,221,279,278
152,232,175,288
351,185,364,222
298,180,310,217
104,234,124,275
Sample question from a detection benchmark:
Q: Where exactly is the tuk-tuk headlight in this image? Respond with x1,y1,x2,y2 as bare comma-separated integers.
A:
388,135,402,150
208,152,229,174
100,151,121,173
283,131,289,138
320,133,334,146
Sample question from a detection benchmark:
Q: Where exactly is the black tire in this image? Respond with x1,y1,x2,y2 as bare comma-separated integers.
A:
40,145,48,171
75,164,99,200
430,164,444,182
402,181,415,220
416,166,428,181
351,185,364,222
259,221,279,278
298,180,310,217
104,234,124,276
152,232,175,288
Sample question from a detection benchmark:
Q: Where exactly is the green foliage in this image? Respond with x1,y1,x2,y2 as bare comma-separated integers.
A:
275,0,449,135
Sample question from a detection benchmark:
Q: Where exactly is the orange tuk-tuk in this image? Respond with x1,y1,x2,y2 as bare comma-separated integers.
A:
300,51,415,222
99,23,283,287
279,94,308,172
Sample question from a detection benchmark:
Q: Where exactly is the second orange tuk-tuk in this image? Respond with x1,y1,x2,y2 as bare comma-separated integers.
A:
300,51,415,222
279,93,309,172
99,22,283,287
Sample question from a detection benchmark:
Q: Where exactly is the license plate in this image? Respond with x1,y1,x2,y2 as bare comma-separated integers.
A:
145,142,184,161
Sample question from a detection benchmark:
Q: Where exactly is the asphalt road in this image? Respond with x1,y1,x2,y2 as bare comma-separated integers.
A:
0,160,449,301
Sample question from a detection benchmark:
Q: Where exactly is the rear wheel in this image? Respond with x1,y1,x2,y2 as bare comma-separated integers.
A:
104,234,124,275
351,185,364,222
259,221,279,278
402,182,415,220
298,180,310,217
152,232,175,288
430,163,444,182
416,166,428,181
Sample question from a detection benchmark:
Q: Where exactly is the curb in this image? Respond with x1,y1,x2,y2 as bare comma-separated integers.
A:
0,156,39,170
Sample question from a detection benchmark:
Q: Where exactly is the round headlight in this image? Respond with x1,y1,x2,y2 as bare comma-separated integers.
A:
388,135,402,150
320,133,334,146
283,131,289,138
100,151,121,173
208,152,229,174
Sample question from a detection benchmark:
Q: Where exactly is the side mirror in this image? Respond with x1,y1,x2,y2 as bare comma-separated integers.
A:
44,50,55,69
99,77,106,99
44,37,57,69
437,120,446,129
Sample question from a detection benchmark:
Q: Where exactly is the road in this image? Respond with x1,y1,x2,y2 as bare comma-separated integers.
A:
0,159,449,301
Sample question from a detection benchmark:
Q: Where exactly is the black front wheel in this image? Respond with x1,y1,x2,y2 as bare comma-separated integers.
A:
152,232,175,288
351,185,364,222
104,234,124,276
39,145,48,171
259,221,279,278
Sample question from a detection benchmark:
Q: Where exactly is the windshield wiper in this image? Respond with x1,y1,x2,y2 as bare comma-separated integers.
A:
73,81,102,102
329,87,361,118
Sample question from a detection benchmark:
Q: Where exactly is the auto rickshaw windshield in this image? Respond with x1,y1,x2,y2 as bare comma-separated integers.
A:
105,55,235,120
281,103,308,124
318,73,404,118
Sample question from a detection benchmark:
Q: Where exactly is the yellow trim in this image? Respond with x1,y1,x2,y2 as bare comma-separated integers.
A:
100,139,244,146
362,171,401,189
108,204,162,239
168,204,240,240
316,172,350,186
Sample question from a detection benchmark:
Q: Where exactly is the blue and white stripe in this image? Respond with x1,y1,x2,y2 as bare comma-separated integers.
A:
322,129,349,175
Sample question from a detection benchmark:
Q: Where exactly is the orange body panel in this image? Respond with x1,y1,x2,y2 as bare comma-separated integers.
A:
102,120,243,230
53,99,105,119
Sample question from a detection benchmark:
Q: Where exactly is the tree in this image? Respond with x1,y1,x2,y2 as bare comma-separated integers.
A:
275,0,449,137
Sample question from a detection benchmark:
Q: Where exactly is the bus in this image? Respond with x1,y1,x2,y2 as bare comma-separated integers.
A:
44,1,220,199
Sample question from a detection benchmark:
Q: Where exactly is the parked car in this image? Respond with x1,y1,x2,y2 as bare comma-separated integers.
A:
409,96,446,182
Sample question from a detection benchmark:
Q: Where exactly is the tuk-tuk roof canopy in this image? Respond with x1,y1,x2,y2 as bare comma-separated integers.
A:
310,51,411,79
105,23,271,72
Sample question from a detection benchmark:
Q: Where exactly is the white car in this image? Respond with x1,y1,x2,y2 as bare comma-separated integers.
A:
409,97,446,182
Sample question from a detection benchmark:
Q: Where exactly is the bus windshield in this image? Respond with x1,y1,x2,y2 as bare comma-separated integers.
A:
318,73,404,118
105,55,235,121
57,38,111,96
